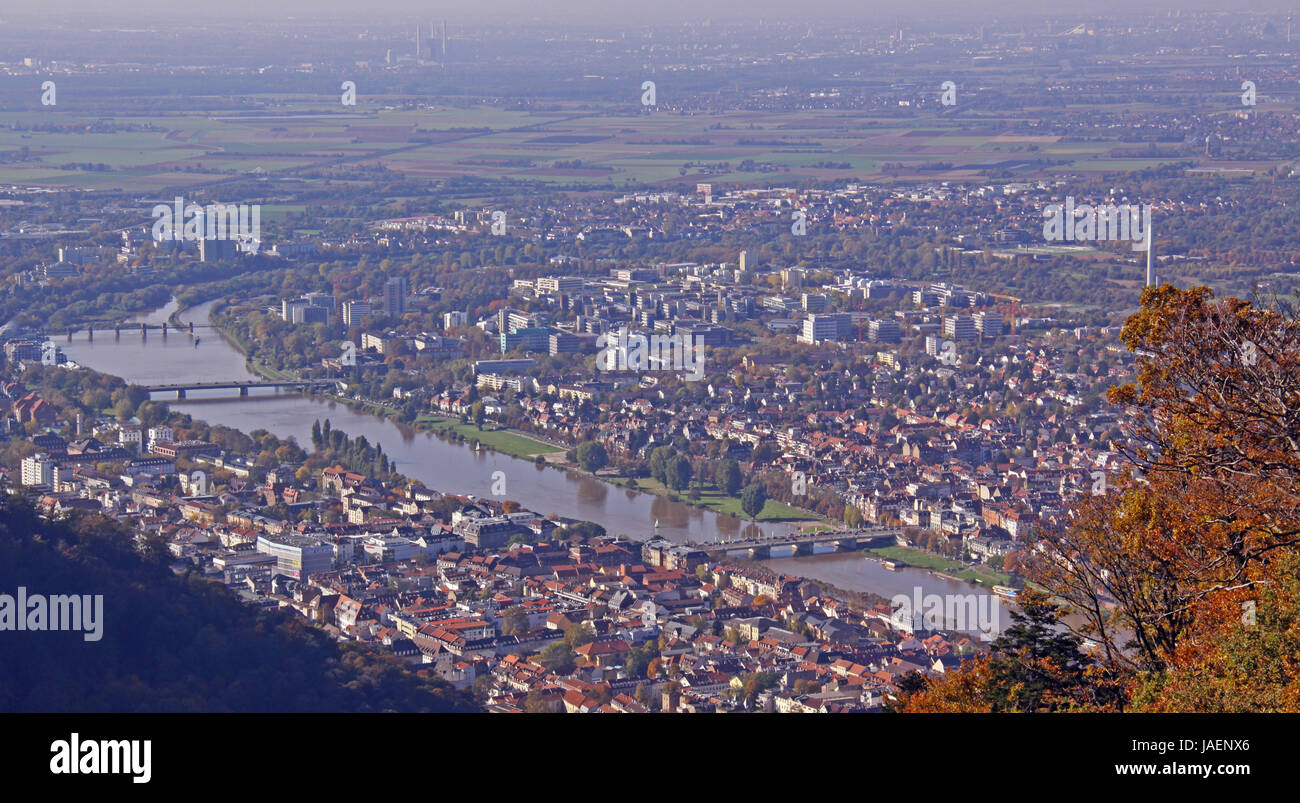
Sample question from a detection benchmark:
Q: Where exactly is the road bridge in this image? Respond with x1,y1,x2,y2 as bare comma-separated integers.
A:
143,379,336,398
692,527,901,559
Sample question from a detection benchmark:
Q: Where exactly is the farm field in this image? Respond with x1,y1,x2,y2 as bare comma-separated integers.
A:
5,95,1276,194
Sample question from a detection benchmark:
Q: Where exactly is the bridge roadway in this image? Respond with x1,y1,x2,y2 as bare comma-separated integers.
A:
143,379,336,398
690,526,902,559
49,320,217,337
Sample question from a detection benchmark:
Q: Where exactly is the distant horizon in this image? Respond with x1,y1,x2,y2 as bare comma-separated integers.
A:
3,1,1296,26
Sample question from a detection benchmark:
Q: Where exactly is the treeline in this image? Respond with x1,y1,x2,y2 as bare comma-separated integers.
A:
309,419,401,483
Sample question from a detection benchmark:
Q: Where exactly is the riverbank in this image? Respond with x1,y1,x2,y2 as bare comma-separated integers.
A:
867,545,1011,586
192,304,831,531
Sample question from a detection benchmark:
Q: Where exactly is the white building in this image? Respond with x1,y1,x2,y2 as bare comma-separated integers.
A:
147,426,173,452
21,453,55,487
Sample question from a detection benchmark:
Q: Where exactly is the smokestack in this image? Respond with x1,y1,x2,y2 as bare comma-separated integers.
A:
415,24,421,60
442,21,447,58
1145,221,1154,287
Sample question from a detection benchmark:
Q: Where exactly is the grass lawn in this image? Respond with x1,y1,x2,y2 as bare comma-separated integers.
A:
868,546,1011,586
250,359,292,380
414,414,557,459
613,476,817,522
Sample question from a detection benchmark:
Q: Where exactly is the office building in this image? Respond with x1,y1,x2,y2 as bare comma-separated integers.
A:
256,534,335,580
943,314,977,342
383,276,409,317
799,313,851,344
342,300,371,327
869,318,902,343
501,328,550,354
973,311,1004,338
21,453,55,487
536,276,585,295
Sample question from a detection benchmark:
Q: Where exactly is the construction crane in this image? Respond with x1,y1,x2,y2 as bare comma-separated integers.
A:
987,293,1022,337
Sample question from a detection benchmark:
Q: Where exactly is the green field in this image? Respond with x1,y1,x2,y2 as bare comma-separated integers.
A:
615,476,817,523
414,414,558,458
1,97,1251,193
869,545,1011,586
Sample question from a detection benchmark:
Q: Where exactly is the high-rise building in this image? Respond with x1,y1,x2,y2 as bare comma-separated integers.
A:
383,277,409,318
943,314,977,341
199,237,237,263
802,293,828,312
799,313,851,344
21,453,55,487
501,328,549,354
973,311,1004,338
342,300,371,327
869,318,902,343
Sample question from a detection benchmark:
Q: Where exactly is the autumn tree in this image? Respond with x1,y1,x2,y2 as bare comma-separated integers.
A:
1022,286,1300,710
741,484,767,520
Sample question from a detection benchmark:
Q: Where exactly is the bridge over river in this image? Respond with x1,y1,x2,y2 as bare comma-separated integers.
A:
690,526,902,559
143,379,337,398
45,321,219,342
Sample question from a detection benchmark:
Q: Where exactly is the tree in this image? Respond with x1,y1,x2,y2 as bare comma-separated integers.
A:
741,484,767,520
524,689,556,713
902,589,1122,712
1130,549,1300,712
625,643,658,679
575,441,608,473
715,459,742,496
1038,287,1300,679
537,642,575,674
665,454,693,491
502,605,529,636
563,622,596,649
648,445,675,483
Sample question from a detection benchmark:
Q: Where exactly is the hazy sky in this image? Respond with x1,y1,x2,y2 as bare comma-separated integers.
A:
10,0,1298,24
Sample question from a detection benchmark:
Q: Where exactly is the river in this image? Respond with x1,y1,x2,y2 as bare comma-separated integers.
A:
59,298,1014,631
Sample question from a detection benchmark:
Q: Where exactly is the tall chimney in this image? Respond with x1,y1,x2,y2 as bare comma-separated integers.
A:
1145,221,1154,287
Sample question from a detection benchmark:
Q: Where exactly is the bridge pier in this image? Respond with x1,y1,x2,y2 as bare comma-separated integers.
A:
162,322,167,336
115,325,120,339
239,386,248,397
67,327,73,341
176,389,185,399
87,326,92,341
189,322,194,333
747,546,770,560
833,538,858,551
141,323,147,339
